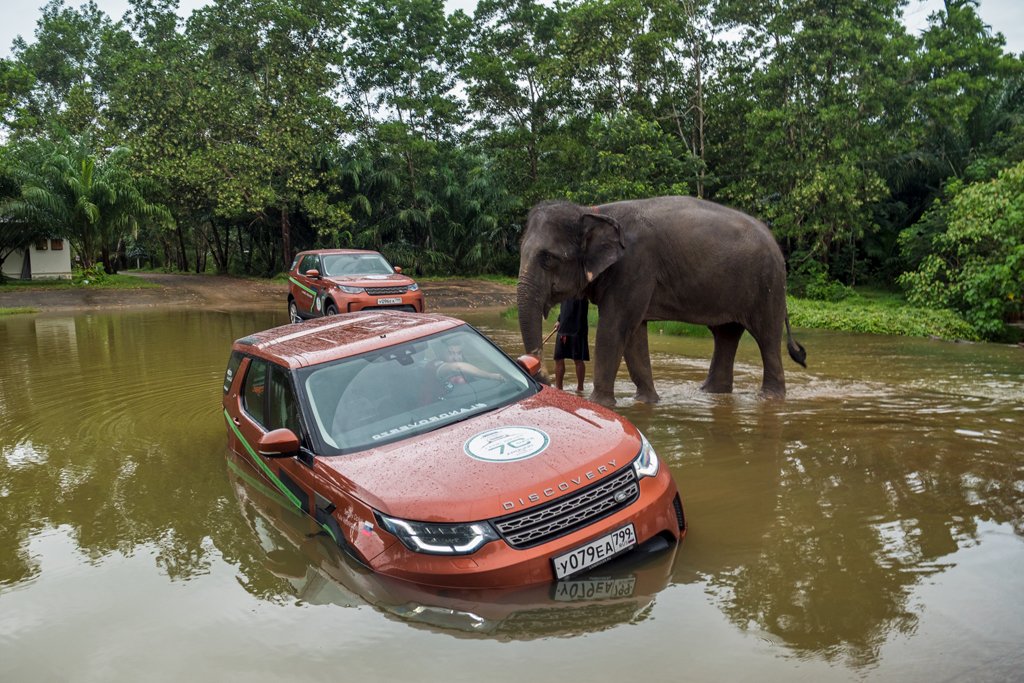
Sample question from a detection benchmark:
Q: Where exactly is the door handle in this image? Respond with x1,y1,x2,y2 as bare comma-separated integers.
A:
232,417,240,425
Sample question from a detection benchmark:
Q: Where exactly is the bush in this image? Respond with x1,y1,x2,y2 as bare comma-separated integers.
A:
788,260,854,302
899,161,1024,340
73,265,109,286
787,295,978,340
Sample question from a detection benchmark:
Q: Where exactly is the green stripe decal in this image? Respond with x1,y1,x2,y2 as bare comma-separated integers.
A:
288,277,315,296
224,409,303,510
226,458,300,514
224,410,340,544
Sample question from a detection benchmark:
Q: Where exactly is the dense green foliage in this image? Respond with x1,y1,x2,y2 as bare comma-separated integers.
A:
1,0,1021,338
787,293,979,341
900,161,1024,339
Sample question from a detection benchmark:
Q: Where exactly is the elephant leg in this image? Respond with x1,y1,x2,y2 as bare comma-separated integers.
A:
589,319,625,407
623,322,659,403
749,320,786,398
702,322,744,393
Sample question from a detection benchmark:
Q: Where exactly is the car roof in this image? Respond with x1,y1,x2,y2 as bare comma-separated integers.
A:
298,249,382,256
234,311,464,368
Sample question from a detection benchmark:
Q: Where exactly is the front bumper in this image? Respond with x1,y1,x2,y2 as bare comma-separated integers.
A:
342,292,425,313
364,467,684,589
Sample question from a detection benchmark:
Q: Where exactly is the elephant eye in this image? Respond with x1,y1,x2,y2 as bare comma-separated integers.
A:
539,251,558,271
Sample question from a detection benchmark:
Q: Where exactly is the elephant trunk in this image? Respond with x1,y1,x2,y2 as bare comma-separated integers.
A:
517,279,548,359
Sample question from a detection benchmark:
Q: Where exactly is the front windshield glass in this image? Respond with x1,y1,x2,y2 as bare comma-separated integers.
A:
321,253,394,277
297,327,535,454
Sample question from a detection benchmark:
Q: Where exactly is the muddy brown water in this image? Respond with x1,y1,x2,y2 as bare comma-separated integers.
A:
1,308,1022,682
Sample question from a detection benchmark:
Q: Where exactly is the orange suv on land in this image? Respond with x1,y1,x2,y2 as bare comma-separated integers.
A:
288,249,424,323
222,310,686,588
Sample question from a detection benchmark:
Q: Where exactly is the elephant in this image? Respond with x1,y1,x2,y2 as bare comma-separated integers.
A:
516,196,806,406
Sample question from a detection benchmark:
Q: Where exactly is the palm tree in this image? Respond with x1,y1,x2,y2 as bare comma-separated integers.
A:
1,136,170,273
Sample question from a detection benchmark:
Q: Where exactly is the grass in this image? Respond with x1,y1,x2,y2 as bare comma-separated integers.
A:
0,307,38,316
786,290,978,341
418,273,519,286
501,288,979,341
0,273,159,292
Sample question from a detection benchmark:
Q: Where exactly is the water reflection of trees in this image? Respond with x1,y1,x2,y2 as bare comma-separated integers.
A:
0,311,281,589
667,399,1024,667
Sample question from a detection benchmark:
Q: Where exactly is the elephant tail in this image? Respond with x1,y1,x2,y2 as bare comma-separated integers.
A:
785,315,807,368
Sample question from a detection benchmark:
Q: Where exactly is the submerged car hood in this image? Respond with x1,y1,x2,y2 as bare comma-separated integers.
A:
318,388,642,522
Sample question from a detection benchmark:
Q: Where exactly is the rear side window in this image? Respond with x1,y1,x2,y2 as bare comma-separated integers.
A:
223,351,243,395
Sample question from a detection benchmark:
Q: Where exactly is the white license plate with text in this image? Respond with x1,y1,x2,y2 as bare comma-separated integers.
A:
552,524,636,579
377,297,402,305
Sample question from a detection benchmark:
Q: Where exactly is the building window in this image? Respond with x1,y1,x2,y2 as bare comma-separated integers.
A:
35,240,48,251
50,239,63,250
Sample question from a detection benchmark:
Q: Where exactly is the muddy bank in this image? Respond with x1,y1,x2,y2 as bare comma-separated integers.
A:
0,273,517,313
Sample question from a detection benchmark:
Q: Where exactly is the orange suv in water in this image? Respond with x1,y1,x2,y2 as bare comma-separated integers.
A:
222,311,685,588
287,249,424,323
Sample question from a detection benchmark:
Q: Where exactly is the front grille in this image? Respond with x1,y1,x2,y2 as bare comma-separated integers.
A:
365,286,408,295
492,468,639,549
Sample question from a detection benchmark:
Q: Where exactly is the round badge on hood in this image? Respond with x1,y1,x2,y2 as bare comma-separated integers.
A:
464,426,550,463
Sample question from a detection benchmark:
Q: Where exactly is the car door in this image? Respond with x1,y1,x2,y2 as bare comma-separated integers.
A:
232,356,317,515
291,254,322,316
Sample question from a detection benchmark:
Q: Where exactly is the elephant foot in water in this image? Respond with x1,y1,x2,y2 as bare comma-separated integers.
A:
589,389,617,407
700,378,734,393
633,389,660,404
758,383,786,399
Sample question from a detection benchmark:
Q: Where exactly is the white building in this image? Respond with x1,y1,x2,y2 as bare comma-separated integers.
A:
2,239,73,280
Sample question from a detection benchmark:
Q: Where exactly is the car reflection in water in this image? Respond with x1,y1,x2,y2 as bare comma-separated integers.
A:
225,452,677,640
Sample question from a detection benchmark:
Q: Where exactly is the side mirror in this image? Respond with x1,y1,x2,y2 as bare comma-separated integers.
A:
305,269,321,279
393,266,403,274
516,354,541,377
257,428,300,458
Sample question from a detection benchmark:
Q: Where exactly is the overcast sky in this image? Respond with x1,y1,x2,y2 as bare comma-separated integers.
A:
2,0,1022,60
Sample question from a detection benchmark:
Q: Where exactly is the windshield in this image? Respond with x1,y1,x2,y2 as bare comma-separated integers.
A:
321,253,394,277
297,327,535,454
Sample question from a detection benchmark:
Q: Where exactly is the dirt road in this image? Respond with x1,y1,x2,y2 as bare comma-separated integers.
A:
0,273,517,313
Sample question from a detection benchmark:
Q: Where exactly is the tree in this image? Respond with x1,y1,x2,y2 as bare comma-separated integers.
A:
566,112,699,203
463,0,562,200
0,136,170,273
0,144,50,280
343,0,471,259
899,161,1024,339
5,0,112,138
712,0,916,284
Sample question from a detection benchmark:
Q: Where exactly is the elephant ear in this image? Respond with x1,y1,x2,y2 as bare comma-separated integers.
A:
580,212,625,283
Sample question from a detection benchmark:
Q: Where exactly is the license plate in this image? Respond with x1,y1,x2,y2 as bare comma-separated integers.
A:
377,297,402,305
553,576,637,602
552,524,636,579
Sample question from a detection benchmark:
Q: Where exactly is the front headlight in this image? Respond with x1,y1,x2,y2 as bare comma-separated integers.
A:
633,433,660,479
407,282,419,292
339,285,364,294
377,513,499,555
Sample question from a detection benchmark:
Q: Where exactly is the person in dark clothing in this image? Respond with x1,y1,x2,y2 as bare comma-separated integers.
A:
553,298,590,392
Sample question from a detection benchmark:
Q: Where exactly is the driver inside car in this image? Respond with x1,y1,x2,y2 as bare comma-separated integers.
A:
435,342,506,389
